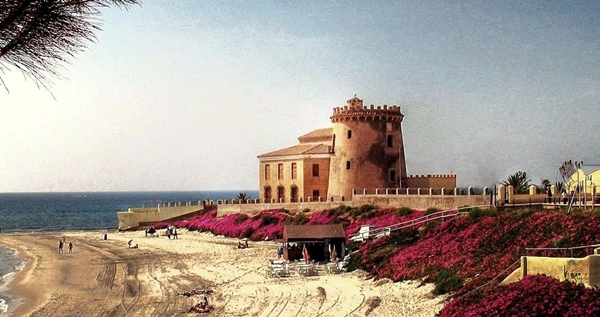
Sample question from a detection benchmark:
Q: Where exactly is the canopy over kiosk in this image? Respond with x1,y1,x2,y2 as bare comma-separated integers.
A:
282,224,346,262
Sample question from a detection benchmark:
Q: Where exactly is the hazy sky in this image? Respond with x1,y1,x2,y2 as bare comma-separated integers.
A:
1,1,599,192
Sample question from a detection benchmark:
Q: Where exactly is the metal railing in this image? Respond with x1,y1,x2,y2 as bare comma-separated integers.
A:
525,244,600,258
348,205,493,241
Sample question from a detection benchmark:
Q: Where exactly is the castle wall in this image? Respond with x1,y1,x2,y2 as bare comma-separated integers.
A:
215,193,490,216
302,157,330,201
117,204,203,229
502,255,600,288
406,174,457,189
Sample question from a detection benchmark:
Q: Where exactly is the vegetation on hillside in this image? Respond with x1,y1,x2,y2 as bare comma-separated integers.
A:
154,205,600,315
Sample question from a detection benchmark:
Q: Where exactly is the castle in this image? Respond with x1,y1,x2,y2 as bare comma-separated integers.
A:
257,96,456,203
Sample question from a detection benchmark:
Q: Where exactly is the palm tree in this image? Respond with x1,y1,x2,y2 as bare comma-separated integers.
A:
0,0,141,91
235,192,248,204
503,171,531,194
540,179,551,193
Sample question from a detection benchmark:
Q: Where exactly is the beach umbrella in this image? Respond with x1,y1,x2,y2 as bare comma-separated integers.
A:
331,245,338,263
302,244,311,264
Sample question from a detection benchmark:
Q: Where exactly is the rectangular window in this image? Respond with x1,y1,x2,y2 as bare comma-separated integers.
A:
278,163,284,180
312,164,319,177
389,169,397,182
387,134,393,147
346,161,351,170
291,163,297,179
347,130,352,138
264,164,271,181
312,190,320,198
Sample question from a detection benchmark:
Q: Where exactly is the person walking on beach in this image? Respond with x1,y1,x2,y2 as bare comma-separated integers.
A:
58,240,64,254
68,241,73,253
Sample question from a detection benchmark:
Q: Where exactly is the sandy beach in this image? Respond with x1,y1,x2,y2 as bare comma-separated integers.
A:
0,230,446,317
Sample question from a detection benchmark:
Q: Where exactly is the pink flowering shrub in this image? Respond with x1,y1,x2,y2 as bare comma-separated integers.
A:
438,275,600,317
156,209,289,240
350,208,600,296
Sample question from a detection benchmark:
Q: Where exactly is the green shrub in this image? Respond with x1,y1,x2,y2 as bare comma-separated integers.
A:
344,251,364,272
467,207,496,219
396,207,413,217
302,208,311,213
359,204,378,213
425,207,441,215
433,268,464,295
293,214,309,225
233,214,249,224
360,210,376,220
260,216,279,226
243,227,254,238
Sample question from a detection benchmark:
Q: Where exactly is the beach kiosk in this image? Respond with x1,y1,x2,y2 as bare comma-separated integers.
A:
282,224,346,262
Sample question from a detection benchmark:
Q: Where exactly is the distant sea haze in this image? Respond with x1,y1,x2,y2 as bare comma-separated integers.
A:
0,191,258,232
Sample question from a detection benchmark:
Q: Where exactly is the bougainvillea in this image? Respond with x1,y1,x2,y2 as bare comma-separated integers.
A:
350,208,600,296
438,275,600,317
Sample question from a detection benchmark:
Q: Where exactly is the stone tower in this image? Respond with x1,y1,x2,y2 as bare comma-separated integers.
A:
327,96,407,200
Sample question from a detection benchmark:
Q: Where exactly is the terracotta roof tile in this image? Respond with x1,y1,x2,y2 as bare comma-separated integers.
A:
283,224,346,240
257,143,331,158
298,128,332,143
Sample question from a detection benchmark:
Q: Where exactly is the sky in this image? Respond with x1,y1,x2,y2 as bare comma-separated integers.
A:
1,1,600,192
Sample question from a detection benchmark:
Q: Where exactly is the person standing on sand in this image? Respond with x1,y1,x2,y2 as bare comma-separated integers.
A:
68,241,73,253
58,240,64,254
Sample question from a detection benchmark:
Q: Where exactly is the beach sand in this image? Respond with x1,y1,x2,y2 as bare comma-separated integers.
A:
0,230,446,316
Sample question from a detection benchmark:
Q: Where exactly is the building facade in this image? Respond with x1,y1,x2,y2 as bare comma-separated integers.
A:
257,96,454,203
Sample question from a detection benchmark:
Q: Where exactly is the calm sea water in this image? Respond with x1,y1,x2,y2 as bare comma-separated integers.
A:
0,190,257,316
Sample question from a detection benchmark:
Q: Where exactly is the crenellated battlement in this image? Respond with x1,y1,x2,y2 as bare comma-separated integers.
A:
330,98,403,122
408,174,456,179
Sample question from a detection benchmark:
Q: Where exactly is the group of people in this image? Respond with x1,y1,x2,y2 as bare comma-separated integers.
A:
180,289,214,313
58,237,74,254
166,225,178,239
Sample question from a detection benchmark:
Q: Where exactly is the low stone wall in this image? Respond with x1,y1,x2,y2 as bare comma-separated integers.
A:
117,204,204,229
353,194,490,211
216,201,348,217
216,194,492,217
502,255,600,288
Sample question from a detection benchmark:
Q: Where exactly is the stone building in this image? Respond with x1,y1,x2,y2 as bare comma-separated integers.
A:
257,96,454,203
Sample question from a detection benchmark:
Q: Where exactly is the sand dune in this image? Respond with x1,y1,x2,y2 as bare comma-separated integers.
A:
0,230,446,316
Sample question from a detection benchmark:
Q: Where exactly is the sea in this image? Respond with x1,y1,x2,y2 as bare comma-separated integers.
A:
0,190,257,316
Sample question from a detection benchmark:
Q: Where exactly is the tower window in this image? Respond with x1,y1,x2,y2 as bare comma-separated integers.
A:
389,169,397,182
346,161,351,170
387,134,393,147
312,164,319,177
278,163,284,180
264,164,271,181
347,130,352,139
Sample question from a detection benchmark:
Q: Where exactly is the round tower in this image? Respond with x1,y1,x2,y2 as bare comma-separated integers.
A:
327,96,407,200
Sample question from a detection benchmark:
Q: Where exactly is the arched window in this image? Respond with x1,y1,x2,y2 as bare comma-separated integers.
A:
290,186,298,202
264,186,272,201
277,186,285,202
